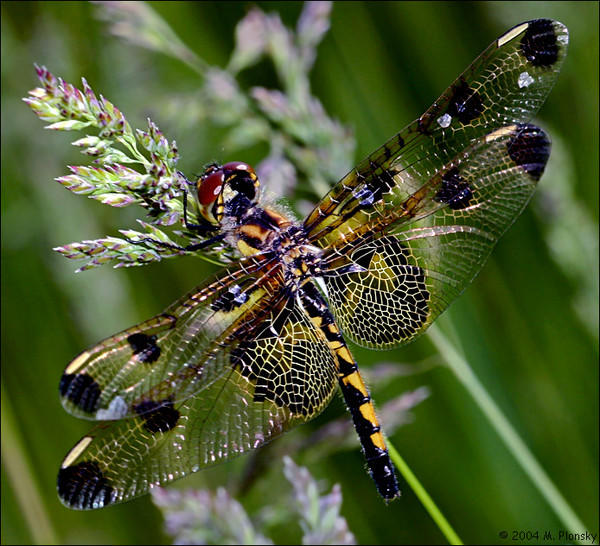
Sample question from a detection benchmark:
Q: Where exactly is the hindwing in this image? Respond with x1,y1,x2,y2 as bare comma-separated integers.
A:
58,280,339,509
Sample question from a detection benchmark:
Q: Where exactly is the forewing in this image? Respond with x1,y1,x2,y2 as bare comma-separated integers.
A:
304,19,568,247
322,123,550,348
57,284,338,509
59,253,282,420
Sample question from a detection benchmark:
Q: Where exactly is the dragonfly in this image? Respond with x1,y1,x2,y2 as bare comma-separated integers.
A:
57,19,568,509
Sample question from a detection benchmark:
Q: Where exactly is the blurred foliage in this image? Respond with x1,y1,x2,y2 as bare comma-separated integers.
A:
150,457,355,545
1,2,597,545
22,2,354,273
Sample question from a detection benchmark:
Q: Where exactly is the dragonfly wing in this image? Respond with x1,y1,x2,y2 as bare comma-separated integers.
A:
57,284,338,509
321,124,549,348
59,254,282,420
304,19,568,248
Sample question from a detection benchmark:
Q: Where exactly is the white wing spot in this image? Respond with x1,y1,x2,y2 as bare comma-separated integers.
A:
96,396,128,420
518,71,534,89
437,113,452,128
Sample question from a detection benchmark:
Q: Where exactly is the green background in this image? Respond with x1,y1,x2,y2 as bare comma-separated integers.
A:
2,2,597,544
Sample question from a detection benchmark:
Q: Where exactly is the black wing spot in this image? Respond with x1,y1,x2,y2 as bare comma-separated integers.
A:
134,400,180,433
520,19,559,67
447,80,484,124
127,333,161,364
417,115,433,135
253,295,294,343
377,169,397,193
508,124,551,181
380,134,405,160
60,373,101,413
211,283,251,312
57,461,114,510
434,167,473,210
354,169,396,208
353,184,378,207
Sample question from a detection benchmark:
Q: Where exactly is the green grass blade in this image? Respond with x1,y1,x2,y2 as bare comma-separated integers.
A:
387,442,463,545
1,384,58,545
427,324,587,542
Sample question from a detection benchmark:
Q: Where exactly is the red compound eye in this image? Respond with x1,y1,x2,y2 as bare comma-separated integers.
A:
197,169,224,205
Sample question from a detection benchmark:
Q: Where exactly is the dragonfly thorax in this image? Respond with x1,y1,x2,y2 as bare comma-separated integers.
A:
274,226,325,284
195,162,324,276
232,204,324,285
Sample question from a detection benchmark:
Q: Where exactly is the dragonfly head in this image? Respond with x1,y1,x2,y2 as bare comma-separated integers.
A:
196,161,259,224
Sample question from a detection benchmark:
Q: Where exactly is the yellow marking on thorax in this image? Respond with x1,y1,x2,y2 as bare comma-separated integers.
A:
264,207,292,229
236,239,258,256
235,206,293,257
239,223,271,242
214,200,225,220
